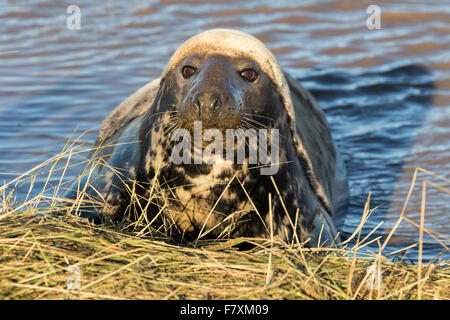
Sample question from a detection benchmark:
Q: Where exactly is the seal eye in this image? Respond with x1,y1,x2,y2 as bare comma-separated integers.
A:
182,65,196,78
240,69,257,82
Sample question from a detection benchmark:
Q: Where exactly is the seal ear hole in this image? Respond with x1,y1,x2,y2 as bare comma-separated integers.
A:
240,69,257,82
182,65,196,79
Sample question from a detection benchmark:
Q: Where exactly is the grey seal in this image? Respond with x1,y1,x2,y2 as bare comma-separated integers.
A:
63,29,348,246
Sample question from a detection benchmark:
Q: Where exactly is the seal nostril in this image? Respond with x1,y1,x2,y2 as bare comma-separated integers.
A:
191,94,201,116
211,96,221,111
191,91,224,114
210,92,223,111
194,98,200,110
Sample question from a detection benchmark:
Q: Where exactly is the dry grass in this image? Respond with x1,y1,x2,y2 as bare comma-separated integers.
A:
0,136,448,300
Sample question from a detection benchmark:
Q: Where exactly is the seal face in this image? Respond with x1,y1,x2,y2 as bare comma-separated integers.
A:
177,54,246,132
63,29,348,246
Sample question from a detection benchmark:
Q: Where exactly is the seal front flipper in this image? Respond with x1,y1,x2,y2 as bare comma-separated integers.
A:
310,206,340,246
62,174,115,223
62,117,145,223
62,74,173,223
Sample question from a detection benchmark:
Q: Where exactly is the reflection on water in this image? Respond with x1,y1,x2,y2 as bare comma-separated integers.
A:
0,0,449,262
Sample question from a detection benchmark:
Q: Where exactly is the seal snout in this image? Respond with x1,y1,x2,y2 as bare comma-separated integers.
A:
192,90,224,115
178,85,241,132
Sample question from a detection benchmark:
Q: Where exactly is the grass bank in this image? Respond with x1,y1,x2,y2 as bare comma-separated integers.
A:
0,212,448,300
0,139,448,300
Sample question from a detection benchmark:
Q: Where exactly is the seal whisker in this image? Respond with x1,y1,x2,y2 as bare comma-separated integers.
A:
242,116,289,144
144,116,175,141
148,110,177,121
151,114,179,132
241,111,274,122
236,120,273,164
164,122,180,138
241,116,270,130
235,126,248,151
240,119,259,130
242,119,281,162
144,114,178,141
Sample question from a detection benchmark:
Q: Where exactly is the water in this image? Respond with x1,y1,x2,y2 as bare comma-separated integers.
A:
0,0,449,262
